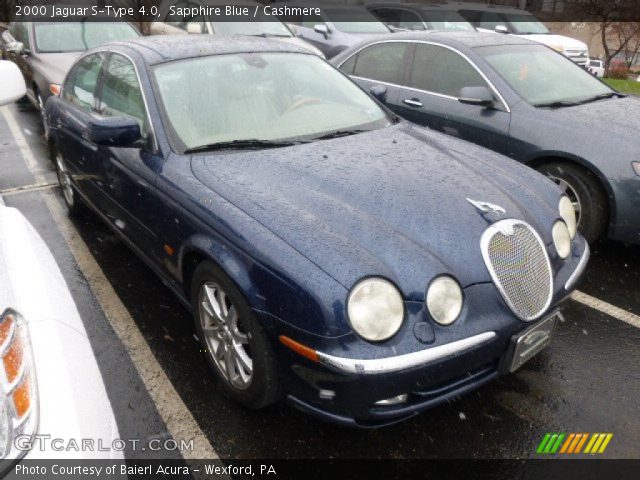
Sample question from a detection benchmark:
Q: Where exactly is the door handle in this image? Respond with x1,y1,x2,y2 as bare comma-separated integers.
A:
403,98,423,108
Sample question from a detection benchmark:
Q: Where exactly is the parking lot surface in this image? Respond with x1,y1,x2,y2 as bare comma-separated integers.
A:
1,103,639,460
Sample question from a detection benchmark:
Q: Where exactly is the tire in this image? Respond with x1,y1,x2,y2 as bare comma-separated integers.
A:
36,91,48,137
191,261,282,409
51,144,83,215
537,162,608,244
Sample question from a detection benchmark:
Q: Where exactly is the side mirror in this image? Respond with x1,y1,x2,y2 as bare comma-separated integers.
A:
6,41,25,55
85,116,142,148
186,22,203,34
0,60,26,106
458,86,494,107
314,24,330,38
494,25,509,34
370,85,388,102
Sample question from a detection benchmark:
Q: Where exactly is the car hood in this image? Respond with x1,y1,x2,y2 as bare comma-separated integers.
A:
190,124,559,299
517,33,587,50
540,96,640,146
31,52,82,85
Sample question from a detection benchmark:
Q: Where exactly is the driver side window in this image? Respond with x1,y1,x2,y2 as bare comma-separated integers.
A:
63,53,104,111
98,53,148,135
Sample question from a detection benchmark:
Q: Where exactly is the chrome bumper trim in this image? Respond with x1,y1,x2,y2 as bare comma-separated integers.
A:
316,331,497,375
565,241,590,291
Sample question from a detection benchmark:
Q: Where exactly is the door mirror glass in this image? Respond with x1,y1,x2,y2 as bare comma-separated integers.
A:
6,41,24,55
0,60,26,105
186,22,204,34
370,85,388,102
314,24,330,37
86,116,142,147
494,25,509,34
458,86,494,107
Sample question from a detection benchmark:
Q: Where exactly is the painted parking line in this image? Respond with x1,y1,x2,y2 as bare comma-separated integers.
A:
0,181,58,196
572,290,640,330
0,106,218,461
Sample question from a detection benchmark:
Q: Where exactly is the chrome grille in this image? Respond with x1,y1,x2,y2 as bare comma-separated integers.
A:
480,220,553,321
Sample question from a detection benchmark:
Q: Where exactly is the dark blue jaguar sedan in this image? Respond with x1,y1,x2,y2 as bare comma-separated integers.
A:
46,35,589,427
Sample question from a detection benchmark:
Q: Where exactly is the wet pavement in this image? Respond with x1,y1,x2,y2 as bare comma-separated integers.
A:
1,104,639,460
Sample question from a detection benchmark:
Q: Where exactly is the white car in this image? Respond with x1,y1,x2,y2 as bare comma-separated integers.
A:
447,1,590,67
588,59,605,78
0,61,121,466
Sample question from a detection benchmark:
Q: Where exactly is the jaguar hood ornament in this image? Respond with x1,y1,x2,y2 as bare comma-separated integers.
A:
466,198,506,215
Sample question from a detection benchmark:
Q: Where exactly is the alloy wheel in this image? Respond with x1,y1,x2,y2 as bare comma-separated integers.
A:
55,153,74,207
199,282,253,390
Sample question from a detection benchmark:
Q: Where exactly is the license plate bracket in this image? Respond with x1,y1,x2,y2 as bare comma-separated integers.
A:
500,311,559,373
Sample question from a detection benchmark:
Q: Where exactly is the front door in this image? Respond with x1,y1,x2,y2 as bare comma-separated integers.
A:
92,52,163,258
396,42,511,156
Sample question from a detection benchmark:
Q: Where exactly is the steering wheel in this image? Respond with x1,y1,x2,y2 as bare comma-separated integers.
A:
285,97,323,113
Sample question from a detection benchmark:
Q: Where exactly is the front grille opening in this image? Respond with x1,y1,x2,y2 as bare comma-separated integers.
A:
481,220,553,321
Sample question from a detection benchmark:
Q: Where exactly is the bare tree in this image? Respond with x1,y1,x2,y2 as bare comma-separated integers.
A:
566,1,640,75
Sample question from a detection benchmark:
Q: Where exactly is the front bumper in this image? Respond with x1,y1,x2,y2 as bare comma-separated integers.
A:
264,240,589,427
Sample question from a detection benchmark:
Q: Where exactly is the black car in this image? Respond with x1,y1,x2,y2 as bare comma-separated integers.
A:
332,32,640,245
367,2,476,32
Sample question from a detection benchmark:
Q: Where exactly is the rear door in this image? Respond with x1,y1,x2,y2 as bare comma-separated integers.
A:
338,41,411,112
396,42,511,155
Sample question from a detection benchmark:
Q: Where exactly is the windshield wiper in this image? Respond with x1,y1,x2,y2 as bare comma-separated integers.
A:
313,129,369,140
184,139,304,153
576,92,626,105
534,100,582,109
252,33,291,38
536,92,626,109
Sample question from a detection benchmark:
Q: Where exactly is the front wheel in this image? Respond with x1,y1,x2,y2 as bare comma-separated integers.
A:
537,162,608,244
52,146,83,215
191,261,282,409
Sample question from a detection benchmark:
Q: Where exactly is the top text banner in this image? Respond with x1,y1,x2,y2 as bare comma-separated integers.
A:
1,0,640,23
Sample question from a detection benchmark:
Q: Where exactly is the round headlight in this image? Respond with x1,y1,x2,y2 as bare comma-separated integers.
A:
552,220,572,259
559,196,577,239
426,276,463,326
347,278,404,342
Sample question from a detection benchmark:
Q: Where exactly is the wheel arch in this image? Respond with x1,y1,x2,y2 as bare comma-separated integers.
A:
178,234,254,308
524,152,615,225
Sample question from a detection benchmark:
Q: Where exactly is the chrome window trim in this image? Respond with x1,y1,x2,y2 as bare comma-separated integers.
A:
337,38,511,113
316,331,496,375
100,51,159,153
565,241,590,291
61,50,159,153
480,219,553,321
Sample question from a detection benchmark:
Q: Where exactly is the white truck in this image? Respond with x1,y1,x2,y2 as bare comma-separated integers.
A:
447,1,590,67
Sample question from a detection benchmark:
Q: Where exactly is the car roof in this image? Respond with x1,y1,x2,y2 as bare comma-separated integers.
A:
357,31,534,49
102,34,313,65
442,1,529,14
368,2,463,12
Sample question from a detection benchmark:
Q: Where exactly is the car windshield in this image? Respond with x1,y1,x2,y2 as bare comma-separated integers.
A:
506,14,549,34
325,8,390,33
424,11,476,32
33,22,140,53
478,44,613,106
211,15,292,37
154,52,392,151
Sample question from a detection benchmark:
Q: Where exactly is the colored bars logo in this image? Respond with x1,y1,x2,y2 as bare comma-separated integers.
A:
537,433,613,454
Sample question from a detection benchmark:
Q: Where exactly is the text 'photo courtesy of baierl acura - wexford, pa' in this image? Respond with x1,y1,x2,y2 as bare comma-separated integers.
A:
0,0,639,479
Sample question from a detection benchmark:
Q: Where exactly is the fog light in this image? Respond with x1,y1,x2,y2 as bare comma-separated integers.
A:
374,394,408,406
